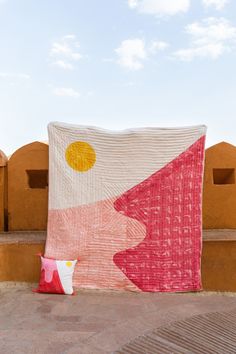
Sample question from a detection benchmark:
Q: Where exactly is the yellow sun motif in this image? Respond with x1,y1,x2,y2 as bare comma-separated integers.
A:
65,141,96,172
66,261,72,267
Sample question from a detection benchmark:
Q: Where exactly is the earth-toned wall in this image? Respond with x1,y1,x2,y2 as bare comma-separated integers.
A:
1,141,236,291
7,142,49,231
0,242,44,282
2,140,236,231
0,150,7,232
203,142,236,229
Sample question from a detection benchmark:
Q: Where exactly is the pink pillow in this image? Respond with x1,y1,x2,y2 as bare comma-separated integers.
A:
34,255,77,295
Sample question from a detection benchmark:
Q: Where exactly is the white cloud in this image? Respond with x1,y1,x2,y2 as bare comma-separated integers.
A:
115,39,147,70
50,35,82,60
62,34,76,40
0,72,30,80
173,17,236,61
102,57,114,63
115,38,169,70
174,43,225,61
50,34,82,70
128,0,138,8
52,60,74,70
202,0,229,10
187,17,236,43
149,40,169,54
52,87,80,98
128,0,190,16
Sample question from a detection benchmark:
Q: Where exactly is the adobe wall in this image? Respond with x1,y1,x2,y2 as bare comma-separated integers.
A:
8,142,49,231
0,242,45,282
0,235,236,292
202,142,236,229
202,240,236,291
0,150,7,231
4,139,236,231
1,139,236,292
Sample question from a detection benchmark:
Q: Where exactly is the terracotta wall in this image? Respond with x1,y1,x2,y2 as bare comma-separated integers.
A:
1,140,236,231
1,237,236,291
202,240,236,291
203,142,236,229
0,150,7,231
8,142,49,231
0,242,45,282
1,140,236,292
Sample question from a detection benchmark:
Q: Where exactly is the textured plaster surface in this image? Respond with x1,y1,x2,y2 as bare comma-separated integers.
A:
203,142,236,229
8,142,48,231
1,230,236,291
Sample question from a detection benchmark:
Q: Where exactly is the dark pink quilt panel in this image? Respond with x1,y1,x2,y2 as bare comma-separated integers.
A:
113,136,205,292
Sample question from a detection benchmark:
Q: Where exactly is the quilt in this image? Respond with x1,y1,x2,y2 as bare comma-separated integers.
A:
45,122,206,292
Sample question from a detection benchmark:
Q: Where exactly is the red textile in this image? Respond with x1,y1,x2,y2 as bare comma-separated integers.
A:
36,269,65,294
113,136,205,292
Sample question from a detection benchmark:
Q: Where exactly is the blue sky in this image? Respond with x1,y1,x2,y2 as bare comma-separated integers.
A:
0,0,236,155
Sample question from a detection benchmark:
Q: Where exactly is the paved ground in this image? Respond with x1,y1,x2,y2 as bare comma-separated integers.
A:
116,307,236,353
1,283,236,354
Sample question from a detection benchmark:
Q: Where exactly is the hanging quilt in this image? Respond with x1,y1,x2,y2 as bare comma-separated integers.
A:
45,122,206,292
